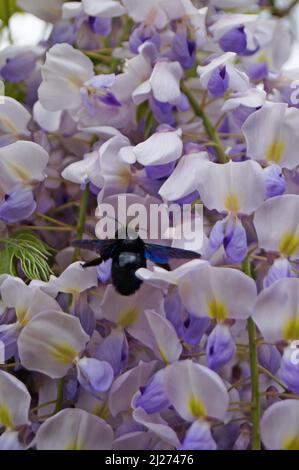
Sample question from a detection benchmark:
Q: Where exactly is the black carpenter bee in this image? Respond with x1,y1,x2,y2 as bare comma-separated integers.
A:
73,227,201,296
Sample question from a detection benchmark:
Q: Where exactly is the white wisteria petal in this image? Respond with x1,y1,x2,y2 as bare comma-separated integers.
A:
0,276,61,326
33,102,62,133
132,80,152,105
209,13,258,40
136,260,207,289
62,152,100,186
44,262,98,297
83,0,126,17
150,61,183,105
253,278,299,343
36,408,113,450
131,129,183,166
261,400,299,450
242,102,299,169
0,430,27,450
100,284,164,326
0,141,49,191
39,77,84,112
198,160,265,215
143,310,182,363
77,125,122,138
163,360,229,421
159,151,209,201
160,0,206,24
254,195,299,257
17,0,64,22
0,97,30,137
178,263,257,320
197,52,232,84
39,43,94,111
123,0,168,29
211,0,251,6
0,371,31,428
108,361,157,417
18,310,89,379
62,1,82,19
133,407,180,448
222,88,266,112
95,134,132,195
113,46,153,104
226,64,250,92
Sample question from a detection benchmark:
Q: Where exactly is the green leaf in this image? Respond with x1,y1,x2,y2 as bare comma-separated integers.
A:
0,231,54,281
0,0,21,27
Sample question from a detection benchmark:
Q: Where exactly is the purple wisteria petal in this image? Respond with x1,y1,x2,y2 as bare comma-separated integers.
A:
1,52,36,83
178,421,217,450
206,324,236,371
0,187,36,223
76,357,114,394
134,369,170,414
258,344,281,375
279,346,299,395
264,164,285,199
219,27,248,55
207,66,229,97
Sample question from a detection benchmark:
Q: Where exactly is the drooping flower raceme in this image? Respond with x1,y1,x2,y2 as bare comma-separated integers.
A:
0,0,299,452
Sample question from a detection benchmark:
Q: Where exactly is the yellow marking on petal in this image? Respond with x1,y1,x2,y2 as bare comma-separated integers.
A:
225,193,239,214
266,140,285,164
0,117,17,134
65,289,80,298
118,308,139,329
68,74,84,89
283,317,299,341
188,396,206,419
0,404,13,428
179,281,191,299
93,402,109,420
6,162,31,181
51,342,77,364
158,347,169,365
16,308,29,327
256,53,268,64
65,441,83,450
208,299,228,322
283,435,299,450
279,232,299,257
118,167,132,187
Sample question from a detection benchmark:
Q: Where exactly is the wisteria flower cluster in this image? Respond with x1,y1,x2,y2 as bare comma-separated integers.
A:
1,0,299,451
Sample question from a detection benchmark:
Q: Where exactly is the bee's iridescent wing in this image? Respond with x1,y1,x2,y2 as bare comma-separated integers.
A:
72,239,117,261
144,243,201,264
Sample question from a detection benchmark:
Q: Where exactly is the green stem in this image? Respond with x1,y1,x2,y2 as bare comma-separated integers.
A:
35,212,74,228
243,257,261,450
247,317,261,449
258,365,287,390
181,83,228,164
73,184,90,261
3,0,13,44
54,378,64,414
85,51,112,64
14,225,74,232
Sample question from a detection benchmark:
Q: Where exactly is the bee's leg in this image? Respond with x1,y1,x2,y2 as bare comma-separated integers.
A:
81,257,102,268
156,262,171,271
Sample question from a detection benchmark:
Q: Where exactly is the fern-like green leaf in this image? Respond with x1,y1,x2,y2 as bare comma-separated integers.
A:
0,231,54,281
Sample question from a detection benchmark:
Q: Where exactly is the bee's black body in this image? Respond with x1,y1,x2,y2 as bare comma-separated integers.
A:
73,228,201,296
111,236,147,296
